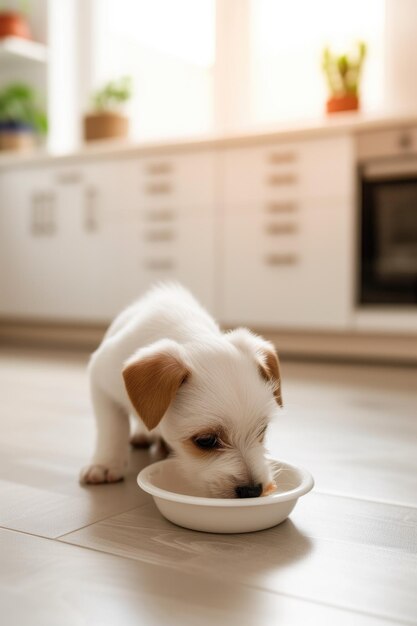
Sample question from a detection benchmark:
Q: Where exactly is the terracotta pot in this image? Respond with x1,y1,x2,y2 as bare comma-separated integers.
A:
0,11,31,40
0,129,35,152
326,94,359,114
84,111,129,142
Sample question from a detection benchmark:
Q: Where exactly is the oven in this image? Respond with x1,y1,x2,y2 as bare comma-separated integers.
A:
359,141,417,306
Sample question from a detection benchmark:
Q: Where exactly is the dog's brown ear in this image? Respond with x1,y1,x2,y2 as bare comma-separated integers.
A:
123,349,189,431
257,346,283,408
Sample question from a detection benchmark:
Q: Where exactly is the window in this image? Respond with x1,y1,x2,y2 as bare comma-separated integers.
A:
249,0,385,125
92,0,216,140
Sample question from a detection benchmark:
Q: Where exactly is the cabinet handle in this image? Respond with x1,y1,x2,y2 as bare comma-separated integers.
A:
144,228,175,242
145,162,173,175
144,258,175,271
265,253,298,266
145,182,172,195
267,173,297,186
30,193,42,235
84,187,98,233
268,152,296,164
30,192,55,235
44,192,56,235
266,201,297,214
145,209,175,222
265,222,298,235
55,171,82,185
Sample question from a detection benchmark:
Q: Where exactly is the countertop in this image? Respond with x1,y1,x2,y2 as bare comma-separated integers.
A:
1,109,417,171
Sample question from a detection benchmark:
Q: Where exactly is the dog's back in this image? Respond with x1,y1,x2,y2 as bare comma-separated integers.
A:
104,283,220,346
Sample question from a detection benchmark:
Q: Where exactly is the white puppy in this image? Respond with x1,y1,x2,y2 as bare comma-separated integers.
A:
80,284,283,498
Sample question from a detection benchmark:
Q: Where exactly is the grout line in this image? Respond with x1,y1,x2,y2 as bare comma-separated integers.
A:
55,500,152,540
0,501,151,542
241,583,415,626
0,524,55,541
311,488,417,510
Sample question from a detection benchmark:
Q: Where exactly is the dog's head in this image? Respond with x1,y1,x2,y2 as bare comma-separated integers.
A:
123,328,282,498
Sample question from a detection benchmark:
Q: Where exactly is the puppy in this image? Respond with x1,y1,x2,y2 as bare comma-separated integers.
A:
80,284,283,498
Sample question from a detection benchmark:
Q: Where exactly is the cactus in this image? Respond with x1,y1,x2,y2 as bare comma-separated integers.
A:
322,41,367,98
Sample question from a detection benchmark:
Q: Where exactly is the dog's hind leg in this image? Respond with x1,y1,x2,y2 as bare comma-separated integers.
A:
80,382,130,484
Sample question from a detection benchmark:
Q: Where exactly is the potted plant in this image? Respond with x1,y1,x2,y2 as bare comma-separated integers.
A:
322,41,367,114
84,76,132,142
0,83,47,151
0,1,31,40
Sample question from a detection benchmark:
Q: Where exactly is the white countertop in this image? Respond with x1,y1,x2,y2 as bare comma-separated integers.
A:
1,109,417,170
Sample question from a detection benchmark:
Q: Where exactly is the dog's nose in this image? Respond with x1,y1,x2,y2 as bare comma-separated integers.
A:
235,483,263,498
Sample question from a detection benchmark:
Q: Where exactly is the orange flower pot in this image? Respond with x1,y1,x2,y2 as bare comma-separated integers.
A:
326,94,359,114
0,11,31,40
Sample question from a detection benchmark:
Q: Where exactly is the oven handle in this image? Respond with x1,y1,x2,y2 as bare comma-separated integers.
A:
363,157,417,180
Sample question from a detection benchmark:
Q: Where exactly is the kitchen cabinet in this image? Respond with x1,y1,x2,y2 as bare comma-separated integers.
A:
0,160,139,321
0,151,217,322
220,135,355,329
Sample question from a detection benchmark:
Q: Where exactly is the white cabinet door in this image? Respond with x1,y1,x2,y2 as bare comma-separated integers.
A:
0,159,140,322
220,135,355,329
69,159,140,321
0,166,59,319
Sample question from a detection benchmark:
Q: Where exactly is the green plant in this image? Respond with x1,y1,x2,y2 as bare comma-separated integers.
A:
0,83,47,133
322,41,367,98
92,76,133,112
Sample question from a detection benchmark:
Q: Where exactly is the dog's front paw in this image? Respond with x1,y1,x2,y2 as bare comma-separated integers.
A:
79,463,125,485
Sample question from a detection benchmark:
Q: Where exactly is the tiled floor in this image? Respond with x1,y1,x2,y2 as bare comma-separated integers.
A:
1,347,416,626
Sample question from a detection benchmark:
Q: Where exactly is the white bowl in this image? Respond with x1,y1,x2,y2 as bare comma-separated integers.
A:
137,458,314,534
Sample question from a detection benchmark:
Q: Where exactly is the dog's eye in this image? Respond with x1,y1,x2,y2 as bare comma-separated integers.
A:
193,434,220,450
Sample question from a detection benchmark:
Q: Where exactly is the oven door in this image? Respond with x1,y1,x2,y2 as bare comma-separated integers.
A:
360,158,417,305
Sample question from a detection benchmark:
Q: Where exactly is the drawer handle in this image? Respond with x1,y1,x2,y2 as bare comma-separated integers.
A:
84,187,98,233
268,152,296,164
265,253,298,266
144,228,175,242
55,171,82,185
265,222,298,235
266,201,297,214
144,258,175,271
146,162,173,175
30,193,42,235
145,209,175,222
145,183,172,195
267,174,297,186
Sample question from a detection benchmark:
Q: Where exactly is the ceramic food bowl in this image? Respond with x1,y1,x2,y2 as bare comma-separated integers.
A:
137,458,314,533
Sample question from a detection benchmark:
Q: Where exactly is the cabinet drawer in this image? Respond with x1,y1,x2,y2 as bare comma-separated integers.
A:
138,214,215,312
139,151,216,212
222,135,354,212
220,198,352,329
356,127,417,161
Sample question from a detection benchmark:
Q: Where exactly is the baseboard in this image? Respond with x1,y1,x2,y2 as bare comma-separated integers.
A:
255,328,417,365
0,318,106,351
0,318,416,365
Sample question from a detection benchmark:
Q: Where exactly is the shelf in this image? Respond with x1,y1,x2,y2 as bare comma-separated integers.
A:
0,36,48,64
